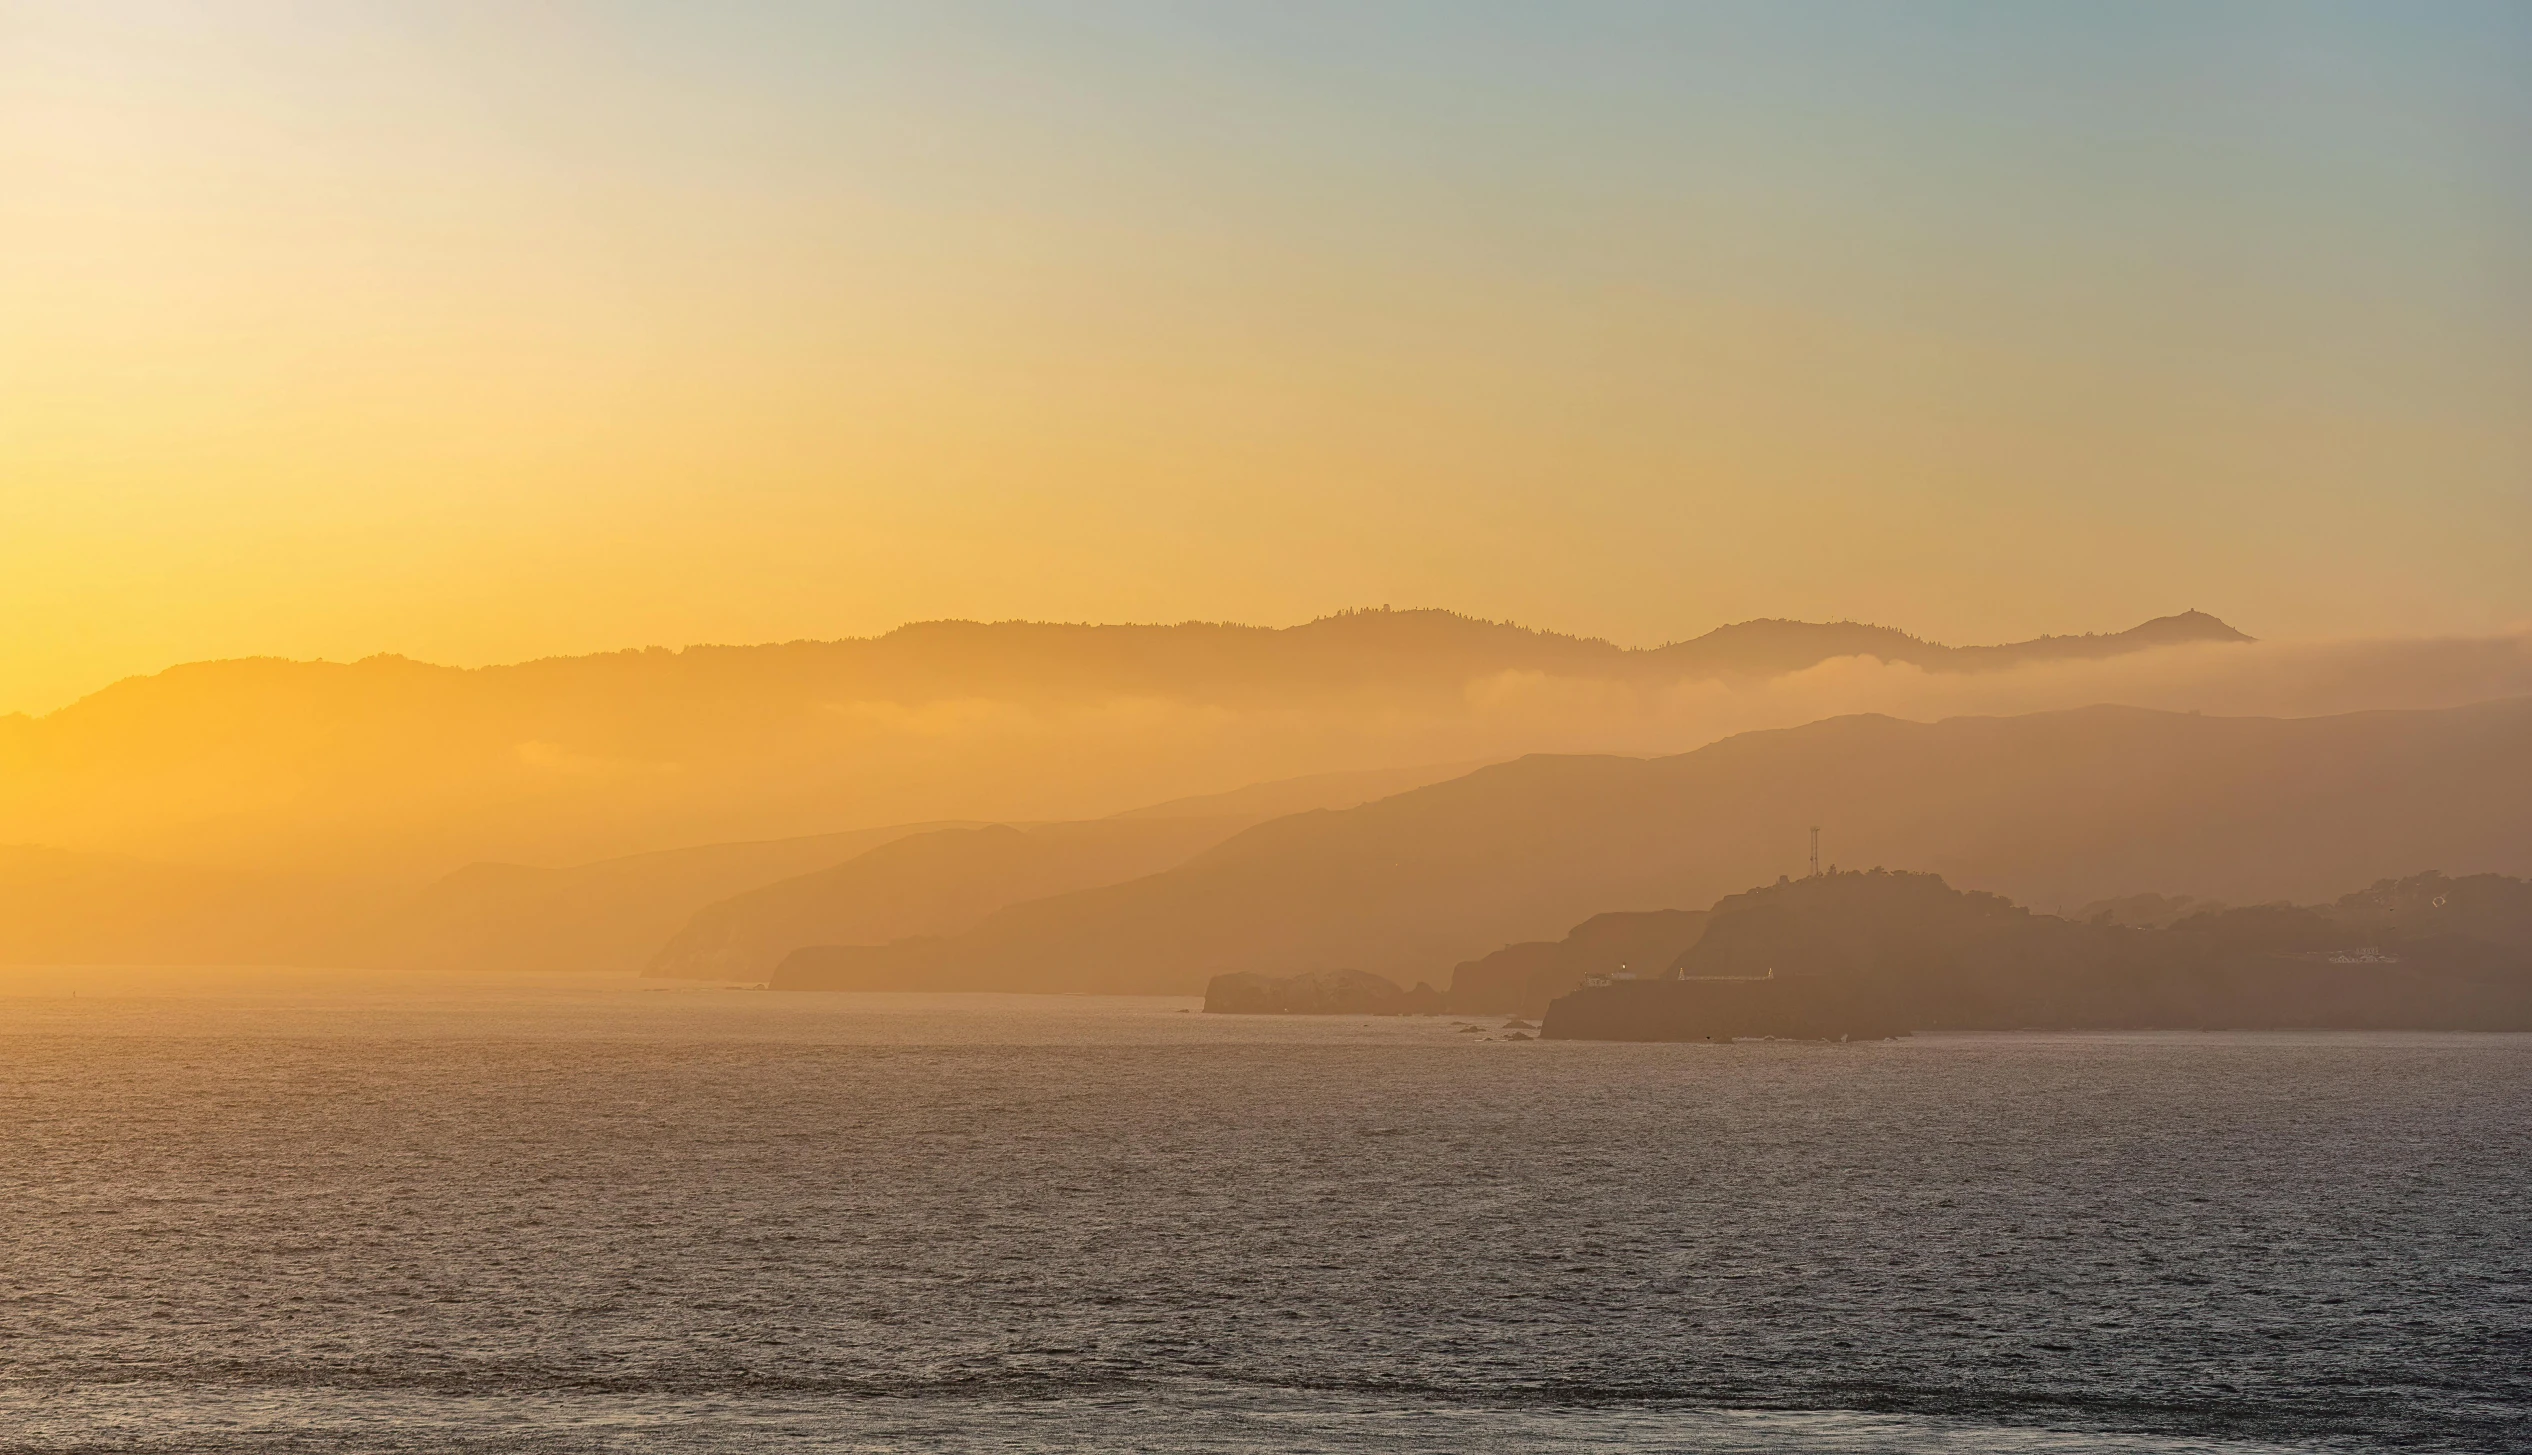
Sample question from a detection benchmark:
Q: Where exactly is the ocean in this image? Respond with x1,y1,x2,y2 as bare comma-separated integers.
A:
2,970,2524,1453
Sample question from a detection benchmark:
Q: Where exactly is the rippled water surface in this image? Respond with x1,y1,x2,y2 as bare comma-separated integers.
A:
2,968,2526,1453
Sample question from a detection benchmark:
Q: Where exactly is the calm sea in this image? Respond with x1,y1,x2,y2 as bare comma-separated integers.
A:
1,969,2524,1453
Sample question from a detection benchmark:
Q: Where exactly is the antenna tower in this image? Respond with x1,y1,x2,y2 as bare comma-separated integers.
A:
1808,825,1821,878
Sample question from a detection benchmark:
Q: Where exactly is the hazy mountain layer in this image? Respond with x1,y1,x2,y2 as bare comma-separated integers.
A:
357,822,979,976
645,818,1256,982
1102,761,1488,821
772,696,2532,996
0,825,981,971
0,759,1490,969
642,760,1479,981
0,609,2270,877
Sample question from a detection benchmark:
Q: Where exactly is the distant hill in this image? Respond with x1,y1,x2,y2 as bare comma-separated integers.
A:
771,696,2532,996
646,759,1481,981
645,818,1255,981
0,607,2257,878
1645,609,2249,679
0,758,1492,969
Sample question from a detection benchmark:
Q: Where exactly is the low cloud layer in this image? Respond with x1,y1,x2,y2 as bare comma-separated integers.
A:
1460,633,2532,759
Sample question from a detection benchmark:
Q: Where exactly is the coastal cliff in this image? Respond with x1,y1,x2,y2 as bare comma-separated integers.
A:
1444,908,1708,1017
1543,868,2532,1040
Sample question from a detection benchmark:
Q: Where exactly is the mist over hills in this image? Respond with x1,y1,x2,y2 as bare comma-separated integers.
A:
0,608,2277,878
1654,609,2249,677
7,606,2531,977
773,695,2532,996
0,760,1480,971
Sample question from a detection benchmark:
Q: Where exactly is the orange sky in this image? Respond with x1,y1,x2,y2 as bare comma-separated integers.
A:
5,2,2527,716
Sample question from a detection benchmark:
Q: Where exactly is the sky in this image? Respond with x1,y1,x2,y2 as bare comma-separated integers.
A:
3,0,2527,717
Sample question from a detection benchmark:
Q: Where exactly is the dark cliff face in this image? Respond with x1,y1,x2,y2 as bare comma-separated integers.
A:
1545,868,2532,1039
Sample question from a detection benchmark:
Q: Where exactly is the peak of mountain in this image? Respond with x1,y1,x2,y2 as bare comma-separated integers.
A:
1955,609,2255,667
1650,620,1935,677
2122,610,2255,645
1648,610,2252,677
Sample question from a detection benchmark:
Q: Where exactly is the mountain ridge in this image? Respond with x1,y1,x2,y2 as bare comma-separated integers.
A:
15,609,2253,725
0,606,2264,880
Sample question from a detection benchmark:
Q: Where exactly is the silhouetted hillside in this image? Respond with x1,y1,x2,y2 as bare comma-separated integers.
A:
2330,870,2532,952
1443,910,1709,1017
771,697,2532,995
1542,867,2532,1036
0,759,1467,969
1644,610,2249,679
2073,892,2222,929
